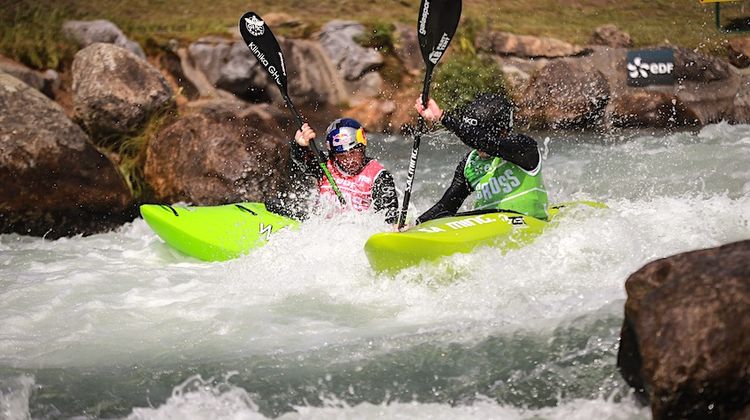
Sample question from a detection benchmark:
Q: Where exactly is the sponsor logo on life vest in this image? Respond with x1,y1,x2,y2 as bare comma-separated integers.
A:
463,117,478,126
244,15,265,37
476,169,521,200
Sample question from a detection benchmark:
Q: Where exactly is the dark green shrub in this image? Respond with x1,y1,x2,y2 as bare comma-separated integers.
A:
431,53,508,110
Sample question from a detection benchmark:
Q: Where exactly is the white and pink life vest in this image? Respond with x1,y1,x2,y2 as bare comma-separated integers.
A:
318,159,385,211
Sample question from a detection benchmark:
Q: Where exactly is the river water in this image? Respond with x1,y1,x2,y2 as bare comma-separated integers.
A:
2,122,749,419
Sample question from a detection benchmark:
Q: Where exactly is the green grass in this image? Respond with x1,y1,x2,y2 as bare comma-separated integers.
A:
0,0,741,70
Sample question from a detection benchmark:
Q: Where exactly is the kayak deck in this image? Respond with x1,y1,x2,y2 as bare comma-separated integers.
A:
364,201,606,273
140,202,298,261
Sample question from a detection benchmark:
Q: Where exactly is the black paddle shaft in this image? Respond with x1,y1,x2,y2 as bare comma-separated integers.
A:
397,0,462,229
239,12,346,206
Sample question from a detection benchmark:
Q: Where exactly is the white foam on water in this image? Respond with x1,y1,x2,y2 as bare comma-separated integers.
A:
126,375,649,420
2,123,750,417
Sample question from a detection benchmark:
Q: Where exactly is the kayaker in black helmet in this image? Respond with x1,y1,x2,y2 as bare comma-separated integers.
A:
413,92,549,224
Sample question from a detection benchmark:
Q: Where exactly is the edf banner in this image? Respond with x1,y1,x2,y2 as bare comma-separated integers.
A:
626,48,675,87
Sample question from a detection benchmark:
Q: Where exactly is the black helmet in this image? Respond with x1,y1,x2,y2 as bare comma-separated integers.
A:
449,93,514,140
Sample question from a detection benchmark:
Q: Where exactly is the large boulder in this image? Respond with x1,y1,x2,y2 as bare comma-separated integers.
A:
618,240,750,419
0,73,133,238
518,58,610,129
143,100,297,205
561,47,739,128
582,47,698,127
476,31,588,58
72,43,174,140
63,19,145,58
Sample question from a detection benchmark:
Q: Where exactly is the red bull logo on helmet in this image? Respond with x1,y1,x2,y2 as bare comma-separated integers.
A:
328,126,367,153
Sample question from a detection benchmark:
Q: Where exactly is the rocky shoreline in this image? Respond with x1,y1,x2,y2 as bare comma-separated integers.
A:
5,18,750,237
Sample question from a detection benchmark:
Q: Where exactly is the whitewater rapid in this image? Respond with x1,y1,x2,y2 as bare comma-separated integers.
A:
2,122,749,419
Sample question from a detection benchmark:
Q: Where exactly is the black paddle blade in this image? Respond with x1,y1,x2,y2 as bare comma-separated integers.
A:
417,0,462,70
238,12,289,95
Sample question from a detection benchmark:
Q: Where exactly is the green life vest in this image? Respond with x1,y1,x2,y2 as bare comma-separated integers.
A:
463,150,549,220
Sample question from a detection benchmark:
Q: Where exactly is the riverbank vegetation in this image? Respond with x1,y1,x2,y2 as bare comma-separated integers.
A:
1,0,733,70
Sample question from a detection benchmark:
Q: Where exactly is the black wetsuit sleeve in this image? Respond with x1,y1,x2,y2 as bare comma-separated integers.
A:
441,112,540,171
416,153,472,224
372,170,399,224
290,140,325,179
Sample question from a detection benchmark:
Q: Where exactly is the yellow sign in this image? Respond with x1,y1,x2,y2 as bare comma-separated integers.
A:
699,0,738,3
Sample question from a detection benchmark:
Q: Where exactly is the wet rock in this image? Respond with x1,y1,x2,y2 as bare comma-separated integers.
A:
63,19,145,58
72,43,174,140
0,73,133,238
143,100,294,205
476,31,588,58
618,240,750,420
676,47,735,83
589,24,633,48
609,90,696,128
0,56,58,98
728,37,750,68
518,58,610,129
318,20,384,80
673,47,740,125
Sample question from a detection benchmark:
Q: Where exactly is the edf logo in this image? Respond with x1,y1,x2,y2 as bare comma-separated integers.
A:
628,57,674,79
626,48,675,87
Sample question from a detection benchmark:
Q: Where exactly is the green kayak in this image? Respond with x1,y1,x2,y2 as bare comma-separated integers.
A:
365,201,606,273
140,202,298,261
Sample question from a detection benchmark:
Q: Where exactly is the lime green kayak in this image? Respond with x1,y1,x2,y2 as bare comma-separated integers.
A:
140,202,299,261
365,201,606,273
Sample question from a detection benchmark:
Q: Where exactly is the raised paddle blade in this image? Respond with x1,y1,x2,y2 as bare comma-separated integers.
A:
417,0,462,72
238,11,347,206
398,0,462,229
238,12,289,97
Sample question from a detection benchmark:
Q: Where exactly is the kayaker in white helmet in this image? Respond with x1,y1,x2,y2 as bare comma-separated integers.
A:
414,92,549,223
291,117,399,224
